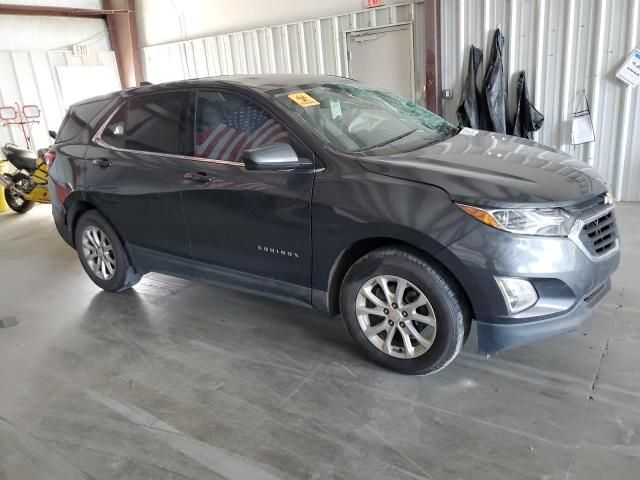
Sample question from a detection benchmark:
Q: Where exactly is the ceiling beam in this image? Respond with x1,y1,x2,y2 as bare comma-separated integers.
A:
0,5,129,18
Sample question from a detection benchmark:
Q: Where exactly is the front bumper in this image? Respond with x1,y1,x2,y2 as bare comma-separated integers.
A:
435,219,620,354
474,277,611,354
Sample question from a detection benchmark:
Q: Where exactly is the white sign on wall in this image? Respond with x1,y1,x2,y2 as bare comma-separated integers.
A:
616,48,640,87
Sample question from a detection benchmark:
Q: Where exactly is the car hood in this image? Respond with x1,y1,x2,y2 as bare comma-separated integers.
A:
357,129,608,208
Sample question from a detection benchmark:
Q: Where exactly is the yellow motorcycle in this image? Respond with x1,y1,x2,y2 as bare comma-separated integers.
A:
0,103,52,214
1,144,51,213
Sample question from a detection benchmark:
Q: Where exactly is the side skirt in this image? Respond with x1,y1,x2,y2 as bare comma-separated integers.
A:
128,245,325,311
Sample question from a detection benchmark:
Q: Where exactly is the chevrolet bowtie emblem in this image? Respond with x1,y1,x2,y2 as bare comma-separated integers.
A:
603,192,614,205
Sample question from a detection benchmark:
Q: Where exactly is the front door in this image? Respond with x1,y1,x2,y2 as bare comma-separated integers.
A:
179,90,315,304
84,91,193,274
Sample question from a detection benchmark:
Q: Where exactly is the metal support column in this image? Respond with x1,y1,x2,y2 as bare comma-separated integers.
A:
424,0,443,115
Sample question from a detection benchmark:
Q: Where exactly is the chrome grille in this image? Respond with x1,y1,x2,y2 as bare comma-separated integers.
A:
567,193,618,258
580,211,617,256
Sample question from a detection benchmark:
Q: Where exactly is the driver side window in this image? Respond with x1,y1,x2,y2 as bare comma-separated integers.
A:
194,91,289,162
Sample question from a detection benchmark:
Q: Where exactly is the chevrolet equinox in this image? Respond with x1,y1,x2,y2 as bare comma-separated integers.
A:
48,75,620,375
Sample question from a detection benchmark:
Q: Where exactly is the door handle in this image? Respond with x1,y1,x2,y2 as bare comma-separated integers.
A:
184,172,213,183
92,158,112,168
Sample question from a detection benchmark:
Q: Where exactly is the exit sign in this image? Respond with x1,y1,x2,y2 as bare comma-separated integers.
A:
72,44,89,57
367,0,383,7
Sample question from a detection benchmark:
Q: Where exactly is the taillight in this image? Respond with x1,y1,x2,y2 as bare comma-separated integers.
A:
44,151,56,167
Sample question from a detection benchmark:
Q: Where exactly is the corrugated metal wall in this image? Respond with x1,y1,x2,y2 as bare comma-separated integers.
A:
141,2,426,102
0,50,119,151
441,0,640,201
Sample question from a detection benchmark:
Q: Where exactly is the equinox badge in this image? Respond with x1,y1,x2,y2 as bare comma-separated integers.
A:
258,245,300,259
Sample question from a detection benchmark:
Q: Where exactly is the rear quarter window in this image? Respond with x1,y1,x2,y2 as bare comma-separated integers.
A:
56,98,112,143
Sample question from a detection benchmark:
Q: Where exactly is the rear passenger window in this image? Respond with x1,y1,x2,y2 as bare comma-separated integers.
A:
57,98,111,143
101,103,126,149
127,93,185,154
101,92,186,154
195,91,289,162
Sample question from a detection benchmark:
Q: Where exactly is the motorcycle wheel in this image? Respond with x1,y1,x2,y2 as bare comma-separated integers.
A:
4,172,35,214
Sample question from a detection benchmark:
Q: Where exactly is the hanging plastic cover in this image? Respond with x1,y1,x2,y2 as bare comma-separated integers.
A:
481,29,509,133
456,45,484,129
512,71,544,139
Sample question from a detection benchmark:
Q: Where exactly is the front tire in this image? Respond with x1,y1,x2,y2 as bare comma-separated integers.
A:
74,210,141,292
4,173,35,214
340,247,467,375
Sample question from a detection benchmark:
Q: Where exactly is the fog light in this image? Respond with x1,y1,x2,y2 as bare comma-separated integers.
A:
495,277,538,314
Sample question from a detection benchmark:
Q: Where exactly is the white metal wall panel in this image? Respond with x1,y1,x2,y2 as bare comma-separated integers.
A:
442,0,640,201
141,2,426,103
0,50,119,151
0,1,101,8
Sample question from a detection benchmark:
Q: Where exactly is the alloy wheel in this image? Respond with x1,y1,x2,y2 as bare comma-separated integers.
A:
355,275,437,359
81,226,116,281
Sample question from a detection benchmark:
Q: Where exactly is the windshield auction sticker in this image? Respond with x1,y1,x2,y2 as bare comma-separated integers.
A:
288,92,320,107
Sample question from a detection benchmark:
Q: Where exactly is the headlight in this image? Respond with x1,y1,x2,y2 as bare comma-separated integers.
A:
456,204,575,236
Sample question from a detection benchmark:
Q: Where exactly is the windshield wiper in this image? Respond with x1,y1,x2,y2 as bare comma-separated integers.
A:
351,129,418,153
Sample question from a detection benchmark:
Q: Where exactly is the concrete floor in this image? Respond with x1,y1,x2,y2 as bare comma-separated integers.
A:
0,204,638,480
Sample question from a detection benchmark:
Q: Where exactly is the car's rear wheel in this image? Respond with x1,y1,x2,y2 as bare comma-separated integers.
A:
340,246,468,375
74,210,141,292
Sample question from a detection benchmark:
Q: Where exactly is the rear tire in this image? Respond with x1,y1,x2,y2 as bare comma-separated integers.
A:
340,246,467,375
74,210,141,292
4,172,35,214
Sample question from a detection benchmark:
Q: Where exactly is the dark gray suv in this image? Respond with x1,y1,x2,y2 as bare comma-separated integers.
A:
48,75,620,374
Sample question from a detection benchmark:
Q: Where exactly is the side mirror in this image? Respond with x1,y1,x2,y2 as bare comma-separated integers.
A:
0,106,17,121
48,130,57,139
242,143,312,171
22,105,41,119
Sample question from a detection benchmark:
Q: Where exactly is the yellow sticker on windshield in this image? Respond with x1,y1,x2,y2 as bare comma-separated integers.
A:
288,92,320,107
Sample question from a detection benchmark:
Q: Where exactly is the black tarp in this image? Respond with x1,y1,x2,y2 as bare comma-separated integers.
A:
456,45,484,129
512,71,544,139
481,29,509,133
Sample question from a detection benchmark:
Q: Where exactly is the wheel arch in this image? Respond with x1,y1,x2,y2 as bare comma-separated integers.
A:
64,196,125,253
323,237,475,327
64,197,97,248
66,199,142,276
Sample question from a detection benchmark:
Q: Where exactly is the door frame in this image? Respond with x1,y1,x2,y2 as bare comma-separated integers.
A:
343,21,416,101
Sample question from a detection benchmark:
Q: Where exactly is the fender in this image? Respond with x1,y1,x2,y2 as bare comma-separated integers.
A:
312,221,480,317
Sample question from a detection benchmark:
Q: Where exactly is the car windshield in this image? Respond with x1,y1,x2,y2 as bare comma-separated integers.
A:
268,83,458,155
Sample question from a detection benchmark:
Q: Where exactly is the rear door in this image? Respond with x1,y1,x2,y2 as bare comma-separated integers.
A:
179,89,315,303
84,91,193,273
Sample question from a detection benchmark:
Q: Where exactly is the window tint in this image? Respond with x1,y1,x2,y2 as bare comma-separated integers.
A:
100,93,186,154
101,102,126,149
195,91,289,162
126,93,185,154
57,98,111,143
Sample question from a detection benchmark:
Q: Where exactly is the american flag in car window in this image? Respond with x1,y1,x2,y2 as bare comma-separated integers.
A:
195,99,289,162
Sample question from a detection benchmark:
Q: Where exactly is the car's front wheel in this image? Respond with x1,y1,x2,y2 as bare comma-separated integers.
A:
74,210,141,292
340,247,468,375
